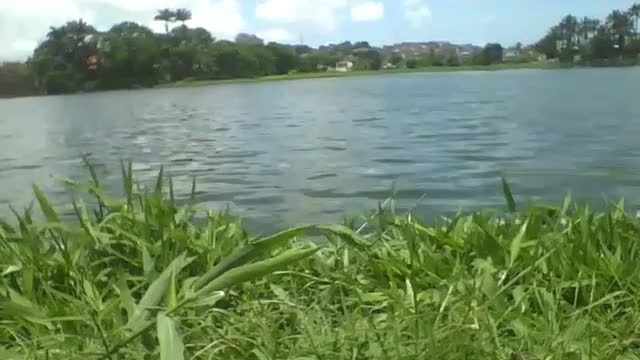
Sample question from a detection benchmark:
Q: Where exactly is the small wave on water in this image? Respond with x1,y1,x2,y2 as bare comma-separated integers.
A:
3,68,640,230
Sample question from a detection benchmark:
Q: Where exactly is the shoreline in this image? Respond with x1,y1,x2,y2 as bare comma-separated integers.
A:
157,62,568,89
2,62,636,99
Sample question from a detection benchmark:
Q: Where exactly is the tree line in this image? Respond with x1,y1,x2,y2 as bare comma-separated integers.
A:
0,3,639,97
536,3,640,63
0,8,391,96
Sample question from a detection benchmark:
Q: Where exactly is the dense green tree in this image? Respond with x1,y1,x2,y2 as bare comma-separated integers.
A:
353,41,371,49
29,19,98,93
630,3,640,38
532,4,640,64
251,46,276,75
209,44,262,78
606,10,633,51
479,43,503,65
590,27,616,60
267,44,298,74
170,26,213,47
97,32,162,88
578,17,600,43
109,22,154,38
296,53,338,72
0,62,35,97
354,49,382,70
515,42,523,52
560,15,580,50
535,26,561,59
293,45,313,55
390,53,403,66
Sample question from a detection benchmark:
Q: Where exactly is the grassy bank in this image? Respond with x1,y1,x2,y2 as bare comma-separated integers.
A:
2,164,640,359
160,62,566,89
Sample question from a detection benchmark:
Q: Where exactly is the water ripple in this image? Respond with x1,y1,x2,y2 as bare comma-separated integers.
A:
2,68,640,232
307,173,337,181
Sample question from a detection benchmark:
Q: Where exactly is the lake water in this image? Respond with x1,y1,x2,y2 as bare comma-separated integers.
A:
1,67,640,231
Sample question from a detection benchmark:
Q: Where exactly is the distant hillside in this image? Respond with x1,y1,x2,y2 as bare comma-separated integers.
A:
315,41,483,58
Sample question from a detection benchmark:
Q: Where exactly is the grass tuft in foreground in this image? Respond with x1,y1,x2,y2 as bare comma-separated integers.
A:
2,165,640,359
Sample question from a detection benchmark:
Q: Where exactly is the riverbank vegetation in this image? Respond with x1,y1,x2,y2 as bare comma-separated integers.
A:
162,62,565,88
1,3,639,97
2,164,640,359
536,3,640,64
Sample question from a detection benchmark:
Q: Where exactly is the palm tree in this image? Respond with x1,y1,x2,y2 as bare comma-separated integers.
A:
46,26,65,41
579,17,600,43
629,3,640,38
559,15,579,50
154,8,176,34
175,8,192,25
607,10,633,49
44,26,70,59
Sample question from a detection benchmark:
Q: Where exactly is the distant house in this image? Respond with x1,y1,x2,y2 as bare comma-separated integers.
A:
336,60,354,72
503,50,519,61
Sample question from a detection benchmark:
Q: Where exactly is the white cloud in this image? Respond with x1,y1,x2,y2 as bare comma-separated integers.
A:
89,0,184,12
257,28,295,43
351,1,384,22
1,0,94,60
0,0,246,61
404,0,432,28
255,0,349,32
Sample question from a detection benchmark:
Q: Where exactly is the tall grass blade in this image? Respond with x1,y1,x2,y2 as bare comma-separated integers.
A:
121,160,133,209
190,176,196,202
501,177,517,213
82,154,100,188
509,220,529,267
169,177,175,205
317,224,369,248
155,165,164,196
32,184,59,223
194,247,319,297
72,200,98,243
166,267,178,309
193,225,310,291
128,254,192,328
157,313,184,360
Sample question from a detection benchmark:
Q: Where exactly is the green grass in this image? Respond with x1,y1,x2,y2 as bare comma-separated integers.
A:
2,162,640,359
159,62,565,89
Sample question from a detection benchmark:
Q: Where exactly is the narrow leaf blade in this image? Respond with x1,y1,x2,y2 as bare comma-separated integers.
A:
501,177,517,213
32,184,59,223
195,247,319,297
157,313,184,360
509,220,529,267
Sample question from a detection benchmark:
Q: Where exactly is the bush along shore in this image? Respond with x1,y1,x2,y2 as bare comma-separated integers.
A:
2,163,640,359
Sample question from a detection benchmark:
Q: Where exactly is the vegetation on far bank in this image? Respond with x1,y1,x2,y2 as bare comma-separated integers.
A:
1,3,640,97
2,162,640,359
160,62,568,88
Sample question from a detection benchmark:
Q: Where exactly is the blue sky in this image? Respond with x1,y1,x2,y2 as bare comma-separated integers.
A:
2,0,638,60
247,0,639,46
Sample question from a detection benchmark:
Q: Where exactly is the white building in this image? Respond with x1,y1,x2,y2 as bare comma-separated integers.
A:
335,61,354,72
